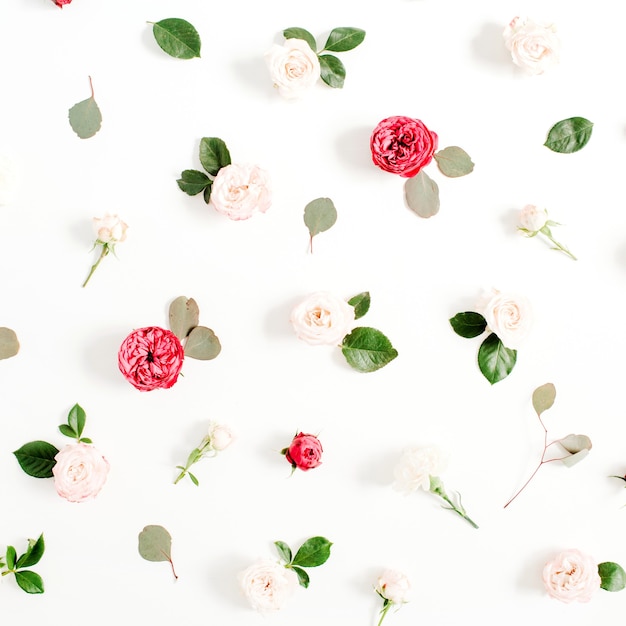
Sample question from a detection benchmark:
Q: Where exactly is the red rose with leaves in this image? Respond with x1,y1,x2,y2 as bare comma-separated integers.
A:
282,432,323,472
370,116,438,177
118,326,184,391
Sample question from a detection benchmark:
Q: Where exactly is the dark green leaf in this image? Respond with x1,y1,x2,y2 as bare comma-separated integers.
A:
79,437,92,444
0,327,19,360
477,333,516,384
188,472,199,486
203,185,212,204
292,536,332,568
169,296,200,340
184,326,221,360
16,534,45,569
274,541,292,564
292,565,310,588
151,18,201,59
199,137,231,176
544,117,593,153
434,146,475,178
304,197,337,251
15,571,44,594
138,525,172,562
6,546,16,570
532,383,556,416
348,292,370,320
177,170,211,196
449,312,487,338
68,90,102,139
341,327,398,373
323,27,366,52
58,424,77,439
599,562,626,591
319,55,346,88
67,403,86,438
283,27,317,52
404,170,440,218
13,441,59,478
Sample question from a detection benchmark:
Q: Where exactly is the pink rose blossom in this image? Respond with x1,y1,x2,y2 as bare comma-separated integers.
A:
53,0,72,6
210,163,272,220
375,569,411,604
118,326,184,391
503,16,560,76
239,559,298,612
478,289,533,350
283,432,323,471
52,443,110,503
542,549,601,603
290,291,355,346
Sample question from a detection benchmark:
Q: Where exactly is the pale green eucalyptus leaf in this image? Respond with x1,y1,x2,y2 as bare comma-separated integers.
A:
532,383,556,416
434,146,474,177
68,91,102,139
556,434,592,467
169,296,200,340
138,525,172,562
404,170,440,218
0,327,19,359
184,326,221,360
304,197,337,249
151,18,201,59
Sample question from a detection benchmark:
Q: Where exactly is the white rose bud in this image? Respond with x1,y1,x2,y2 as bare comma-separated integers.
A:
93,214,128,245
375,569,411,605
265,38,321,99
519,204,548,234
207,422,234,452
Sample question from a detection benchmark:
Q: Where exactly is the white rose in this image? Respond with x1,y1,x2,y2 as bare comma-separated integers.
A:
519,204,548,234
375,569,411,604
265,38,321,99
0,156,16,205
210,163,272,221
393,446,448,495
93,214,128,245
479,289,533,350
52,443,110,503
239,559,298,612
542,549,601,603
290,291,356,346
207,422,234,451
503,16,560,76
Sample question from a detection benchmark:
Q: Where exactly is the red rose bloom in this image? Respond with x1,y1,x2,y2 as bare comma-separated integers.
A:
370,116,438,178
118,326,184,391
53,0,72,6
283,432,323,472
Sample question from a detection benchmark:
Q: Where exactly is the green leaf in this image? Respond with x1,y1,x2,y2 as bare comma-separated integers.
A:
177,170,211,196
15,570,44,594
556,434,592,467
0,327,19,360
184,326,221,360
151,18,201,59
544,117,593,153
79,437,92,444
532,383,556,416
283,27,317,52
203,185,212,204
6,546,16,570
292,536,332,568
434,146,475,178
348,292,371,320
169,296,200,340
13,441,59,478
292,565,310,588
319,54,346,88
16,534,45,569
449,312,487,338
68,78,102,139
58,424,77,439
404,170,440,218
138,525,172,562
274,541,292,564
341,327,398,373
323,27,366,52
188,472,199,487
477,333,516,385
304,197,337,252
67,403,86,438
199,137,231,176
599,562,626,592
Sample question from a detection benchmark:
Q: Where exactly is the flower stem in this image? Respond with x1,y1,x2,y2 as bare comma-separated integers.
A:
439,493,479,529
377,600,392,626
540,227,577,260
82,245,109,287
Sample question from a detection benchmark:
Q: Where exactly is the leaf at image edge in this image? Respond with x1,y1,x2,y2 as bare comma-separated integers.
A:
0,327,19,359
599,562,626,592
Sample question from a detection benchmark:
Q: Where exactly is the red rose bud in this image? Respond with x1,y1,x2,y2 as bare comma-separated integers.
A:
53,0,73,6
282,432,323,472
118,326,184,391
370,116,438,178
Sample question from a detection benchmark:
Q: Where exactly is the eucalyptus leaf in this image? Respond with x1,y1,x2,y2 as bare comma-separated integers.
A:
177,170,211,196
13,441,59,478
404,170,440,218
292,565,310,588
138,525,172,563
449,312,487,338
184,326,221,360
14,571,44,594
283,27,317,52
169,296,200,340
559,448,590,468
556,434,592,467
16,534,45,569
599,562,626,592
0,327,19,360
67,403,86,438
274,541,292,564
151,18,201,59
6,545,16,570
68,78,102,139
477,333,516,385
347,292,370,320
323,27,366,52
292,536,332,568
341,327,398,373
532,383,556,416
304,197,337,252
319,54,346,88
544,117,593,153
434,146,474,177
199,137,231,176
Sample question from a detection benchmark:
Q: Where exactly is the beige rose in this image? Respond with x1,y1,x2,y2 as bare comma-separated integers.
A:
393,446,448,494
519,204,548,234
52,443,110,503
542,549,601,603
265,38,321,99
375,569,411,604
479,289,532,350
290,291,355,346
206,422,234,452
93,214,128,245
238,559,298,612
210,163,271,220
503,16,560,76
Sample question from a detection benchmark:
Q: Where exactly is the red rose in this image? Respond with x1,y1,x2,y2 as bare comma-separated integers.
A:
370,116,438,177
118,326,184,391
53,0,72,6
283,432,323,472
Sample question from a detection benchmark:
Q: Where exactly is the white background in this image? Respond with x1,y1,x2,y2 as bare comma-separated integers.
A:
1,0,626,624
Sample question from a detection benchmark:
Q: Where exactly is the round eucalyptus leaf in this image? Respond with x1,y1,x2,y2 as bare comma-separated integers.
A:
169,296,200,340
0,327,19,360
138,525,172,562
434,146,474,178
404,170,440,218
184,326,221,360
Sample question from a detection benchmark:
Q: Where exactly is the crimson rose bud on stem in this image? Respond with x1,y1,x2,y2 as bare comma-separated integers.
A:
281,432,323,473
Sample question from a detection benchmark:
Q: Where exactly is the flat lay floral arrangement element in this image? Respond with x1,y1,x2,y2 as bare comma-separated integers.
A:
280,432,323,475
503,16,560,76
266,27,365,98
13,404,109,503
370,116,474,218
68,76,102,140
291,291,397,372
0,534,45,594
374,569,410,626
82,213,128,287
138,525,178,580
149,18,201,59
518,204,576,260
0,327,19,360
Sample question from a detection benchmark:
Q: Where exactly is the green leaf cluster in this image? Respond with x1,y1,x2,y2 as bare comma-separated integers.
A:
283,26,365,89
168,296,221,361
1,534,45,594
150,18,201,59
59,403,92,443
0,327,19,360
449,311,516,384
138,525,178,579
177,137,231,204
544,117,593,153
303,197,337,253
274,536,332,588
68,77,102,139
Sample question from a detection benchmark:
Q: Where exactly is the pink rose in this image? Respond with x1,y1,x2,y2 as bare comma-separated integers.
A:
52,443,110,503
118,326,184,391
239,559,298,612
375,568,411,604
53,0,72,6
503,16,560,76
478,289,533,350
542,549,601,603
210,163,272,220
290,291,355,346
370,116,439,178
283,432,323,471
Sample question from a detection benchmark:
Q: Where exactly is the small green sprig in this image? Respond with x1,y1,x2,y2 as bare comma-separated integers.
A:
58,403,92,443
1,534,45,594
274,536,332,588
